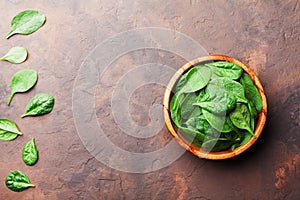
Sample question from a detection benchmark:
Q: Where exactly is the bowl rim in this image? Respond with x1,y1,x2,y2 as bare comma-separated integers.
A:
163,54,267,160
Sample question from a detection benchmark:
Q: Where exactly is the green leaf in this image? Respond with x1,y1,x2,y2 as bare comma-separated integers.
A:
240,72,263,113
184,115,216,135
6,10,46,39
8,69,38,106
229,103,256,138
202,109,226,132
178,65,211,93
170,93,183,127
202,137,233,152
0,119,22,141
222,117,234,133
178,126,205,147
201,77,246,113
5,170,35,192
180,92,200,121
22,93,54,117
22,138,38,166
0,46,28,64
205,61,243,80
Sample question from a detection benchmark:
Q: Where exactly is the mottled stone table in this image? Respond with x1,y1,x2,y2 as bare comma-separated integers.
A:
0,0,299,199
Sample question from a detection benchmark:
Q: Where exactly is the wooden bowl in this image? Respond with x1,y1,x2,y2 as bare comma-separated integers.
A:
163,54,267,160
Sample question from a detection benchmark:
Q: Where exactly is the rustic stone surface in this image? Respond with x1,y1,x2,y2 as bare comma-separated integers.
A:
0,0,299,199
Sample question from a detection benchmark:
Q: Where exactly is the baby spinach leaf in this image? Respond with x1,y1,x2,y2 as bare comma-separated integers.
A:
170,93,182,127
178,65,211,93
197,89,210,102
6,10,46,39
209,77,248,104
194,97,236,114
0,46,27,64
247,100,258,118
174,72,188,93
180,92,200,120
0,119,22,141
240,72,263,113
8,69,38,106
202,137,233,152
229,103,256,137
179,127,205,147
22,93,54,117
195,80,238,114
230,131,252,150
5,170,35,192
22,138,38,166
202,109,225,132
206,61,243,80
222,117,234,133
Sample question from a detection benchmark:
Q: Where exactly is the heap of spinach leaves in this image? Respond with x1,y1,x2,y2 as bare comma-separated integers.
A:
170,61,262,152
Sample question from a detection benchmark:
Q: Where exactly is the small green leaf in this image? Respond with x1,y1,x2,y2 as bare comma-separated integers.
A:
8,69,38,106
229,103,256,138
170,93,182,127
178,126,205,147
22,138,39,166
0,47,28,64
0,119,22,141
180,92,200,121
202,109,226,132
6,10,46,39
22,93,54,117
240,72,263,113
5,170,35,192
205,61,243,80
178,65,212,93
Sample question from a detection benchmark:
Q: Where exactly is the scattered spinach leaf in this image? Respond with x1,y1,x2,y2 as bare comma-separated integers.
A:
0,46,27,64
21,93,54,117
0,119,22,141
180,93,200,121
6,10,46,39
5,170,35,192
22,138,38,166
8,69,38,105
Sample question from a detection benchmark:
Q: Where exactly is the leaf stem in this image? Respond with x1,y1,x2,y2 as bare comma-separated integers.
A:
6,31,14,39
7,93,14,106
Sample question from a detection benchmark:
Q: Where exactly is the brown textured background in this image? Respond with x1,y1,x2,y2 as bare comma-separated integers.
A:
0,0,300,199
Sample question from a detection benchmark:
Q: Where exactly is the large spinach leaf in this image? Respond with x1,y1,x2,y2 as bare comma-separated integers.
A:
179,92,200,121
8,69,38,105
202,109,225,132
205,61,243,80
0,46,27,64
5,170,35,192
229,103,255,137
6,10,46,39
22,93,54,117
22,138,39,166
178,65,211,93
0,119,22,141
240,72,263,113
